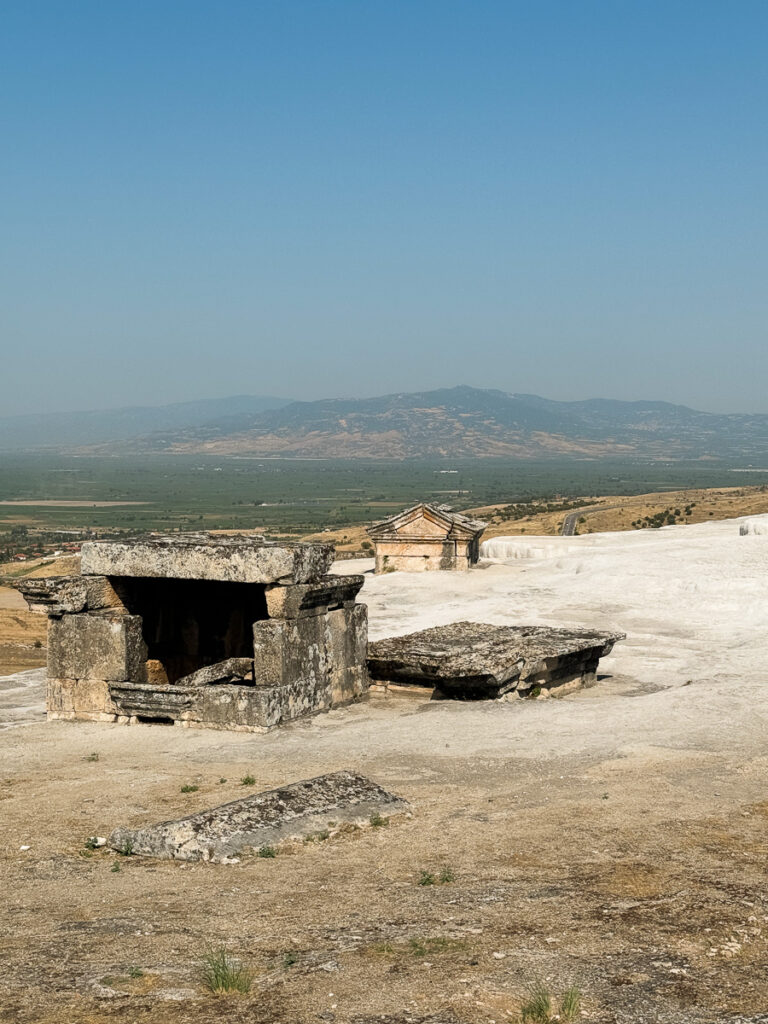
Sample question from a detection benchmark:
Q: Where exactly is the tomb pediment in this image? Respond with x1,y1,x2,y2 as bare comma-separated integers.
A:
367,503,486,542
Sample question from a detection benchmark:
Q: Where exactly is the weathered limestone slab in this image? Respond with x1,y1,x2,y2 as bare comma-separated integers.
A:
108,771,409,861
48,613,147,683
81,534,334,585
16,575,123,616
175,658,254,687
367,621,625,699
110,674,332,731
264,574,364,619
110,681,207,721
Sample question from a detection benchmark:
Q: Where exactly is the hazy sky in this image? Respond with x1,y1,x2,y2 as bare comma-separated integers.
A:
1,1,766,416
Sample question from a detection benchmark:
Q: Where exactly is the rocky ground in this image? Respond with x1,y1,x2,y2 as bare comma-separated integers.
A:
1,518,768,1023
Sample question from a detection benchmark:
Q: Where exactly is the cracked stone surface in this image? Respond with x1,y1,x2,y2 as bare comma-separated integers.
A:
80,533,335,585
109,770,409,862
367,621,625,698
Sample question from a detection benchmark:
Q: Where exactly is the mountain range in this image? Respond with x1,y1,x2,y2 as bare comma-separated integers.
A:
2,387,766,460
0,395,289,450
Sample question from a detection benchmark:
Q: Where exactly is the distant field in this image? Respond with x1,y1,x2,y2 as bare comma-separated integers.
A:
0,499,147,507
3,452,768,540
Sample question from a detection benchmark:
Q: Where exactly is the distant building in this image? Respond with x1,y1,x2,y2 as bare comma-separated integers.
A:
366,503,487,573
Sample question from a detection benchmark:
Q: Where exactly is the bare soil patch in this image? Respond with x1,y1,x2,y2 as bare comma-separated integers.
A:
1,518,766,1022
1,683,768,1024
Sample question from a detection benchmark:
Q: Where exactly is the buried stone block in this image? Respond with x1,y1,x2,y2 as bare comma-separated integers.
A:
108,770,409,862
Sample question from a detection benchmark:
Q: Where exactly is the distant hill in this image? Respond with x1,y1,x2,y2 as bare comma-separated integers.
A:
0,395,291,450
109,385,768,460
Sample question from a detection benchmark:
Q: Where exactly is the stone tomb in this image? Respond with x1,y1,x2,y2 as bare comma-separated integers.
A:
367,621,625,699
366,502,487,573
17,534,368,731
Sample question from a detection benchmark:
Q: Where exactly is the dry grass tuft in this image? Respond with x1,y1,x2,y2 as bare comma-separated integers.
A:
200,947,253,995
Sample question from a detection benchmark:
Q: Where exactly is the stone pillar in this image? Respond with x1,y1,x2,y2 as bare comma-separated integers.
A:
253,574,369,724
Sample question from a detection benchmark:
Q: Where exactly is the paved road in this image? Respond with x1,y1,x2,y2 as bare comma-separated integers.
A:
561,503,624,536
561,510,582,536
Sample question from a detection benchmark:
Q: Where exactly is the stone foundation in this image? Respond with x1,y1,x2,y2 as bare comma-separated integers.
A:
17,535,368,732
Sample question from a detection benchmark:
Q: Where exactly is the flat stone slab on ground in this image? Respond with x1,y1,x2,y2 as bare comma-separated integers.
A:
80,533,334,585
367,621,625,699
108,770,409,862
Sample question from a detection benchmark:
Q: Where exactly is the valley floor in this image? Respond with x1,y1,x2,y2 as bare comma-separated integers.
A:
1,518,768,1022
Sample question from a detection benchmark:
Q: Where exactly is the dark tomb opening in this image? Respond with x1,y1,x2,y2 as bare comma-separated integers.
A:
113,578,268,683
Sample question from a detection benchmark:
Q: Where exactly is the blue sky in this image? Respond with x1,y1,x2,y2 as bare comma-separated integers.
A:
1,1,766,415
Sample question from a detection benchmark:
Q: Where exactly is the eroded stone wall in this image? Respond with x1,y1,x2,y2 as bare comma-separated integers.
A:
374,539,473,573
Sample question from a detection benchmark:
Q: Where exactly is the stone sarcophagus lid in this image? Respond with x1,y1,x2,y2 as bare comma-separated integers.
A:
16,534,368,732
368,621,625,700
366,503,487,573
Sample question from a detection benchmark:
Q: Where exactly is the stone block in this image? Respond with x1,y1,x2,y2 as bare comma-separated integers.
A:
367,621,624,699
109,681,202,720
108,771,409,861
145,659,169,685
327,604,369,704
48,613,147,683
83,576,125,611
16,575,125,616
47,676,116,718
199,675,332,730
16,577,88,615
252,616,329,690
81,534,334,585
109,676,332,731
264,574,364,619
